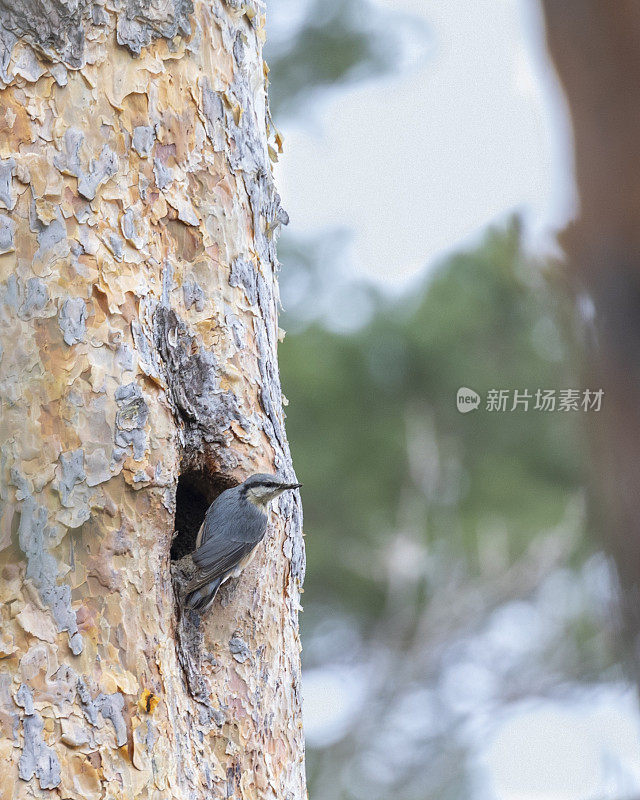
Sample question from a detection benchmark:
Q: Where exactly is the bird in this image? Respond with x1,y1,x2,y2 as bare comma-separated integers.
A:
178,473,301,615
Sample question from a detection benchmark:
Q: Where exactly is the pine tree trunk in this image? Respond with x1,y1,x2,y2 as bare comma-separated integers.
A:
541,1,640,678
0,2,306,798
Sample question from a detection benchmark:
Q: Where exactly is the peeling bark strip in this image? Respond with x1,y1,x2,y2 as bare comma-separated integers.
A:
0,1,306,798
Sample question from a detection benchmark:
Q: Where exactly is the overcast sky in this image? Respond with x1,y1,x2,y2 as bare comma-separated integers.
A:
275,0,577,289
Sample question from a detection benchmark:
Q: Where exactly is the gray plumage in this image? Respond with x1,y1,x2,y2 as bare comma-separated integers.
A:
181,473,301,614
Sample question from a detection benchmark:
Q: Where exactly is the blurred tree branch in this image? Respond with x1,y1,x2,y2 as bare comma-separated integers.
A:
541,0,640,679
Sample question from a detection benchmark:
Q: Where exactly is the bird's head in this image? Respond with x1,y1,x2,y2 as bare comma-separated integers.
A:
241,473,302,509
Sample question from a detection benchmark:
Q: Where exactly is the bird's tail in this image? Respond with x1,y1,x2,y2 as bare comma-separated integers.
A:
184,577,223,614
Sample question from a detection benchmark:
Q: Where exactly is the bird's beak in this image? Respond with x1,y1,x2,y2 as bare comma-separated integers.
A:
281,482,302,491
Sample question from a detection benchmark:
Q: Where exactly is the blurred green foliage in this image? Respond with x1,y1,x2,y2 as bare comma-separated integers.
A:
267,0,402,118
280,220,587,627
264,2,615,797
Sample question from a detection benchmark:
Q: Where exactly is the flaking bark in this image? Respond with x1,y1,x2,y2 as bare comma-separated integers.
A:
0,1,306,798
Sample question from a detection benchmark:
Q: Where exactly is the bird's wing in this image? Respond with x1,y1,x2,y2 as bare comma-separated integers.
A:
195,519,205,548
186,540,255,593
187,492,267,592
198,488,266,548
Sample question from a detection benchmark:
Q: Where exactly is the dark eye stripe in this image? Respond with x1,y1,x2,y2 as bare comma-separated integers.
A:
247,479,280,489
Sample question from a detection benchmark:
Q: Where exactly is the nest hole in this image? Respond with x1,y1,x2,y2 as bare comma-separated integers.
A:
171,469,236,561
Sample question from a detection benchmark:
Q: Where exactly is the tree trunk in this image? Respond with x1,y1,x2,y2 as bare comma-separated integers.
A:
541,1,640,678
0,2,306,799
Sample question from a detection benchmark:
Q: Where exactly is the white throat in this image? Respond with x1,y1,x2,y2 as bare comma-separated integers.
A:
246,489,272,510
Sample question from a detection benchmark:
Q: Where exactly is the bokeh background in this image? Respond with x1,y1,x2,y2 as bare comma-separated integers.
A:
264,1,640,798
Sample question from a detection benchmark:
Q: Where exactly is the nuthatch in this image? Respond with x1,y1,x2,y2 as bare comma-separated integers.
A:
175,473,301,615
